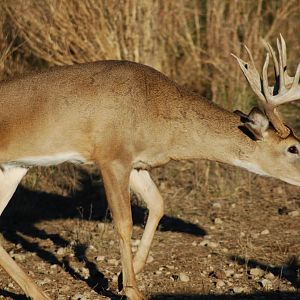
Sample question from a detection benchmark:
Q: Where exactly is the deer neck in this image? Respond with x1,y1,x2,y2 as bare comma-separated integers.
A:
164,96,257,168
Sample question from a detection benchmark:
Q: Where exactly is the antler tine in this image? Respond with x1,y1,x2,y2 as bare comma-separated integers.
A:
231,47,266,103
262,39,279,79
279,34,294,86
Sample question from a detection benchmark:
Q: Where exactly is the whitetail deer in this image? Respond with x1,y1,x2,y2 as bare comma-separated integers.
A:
0,35,299,300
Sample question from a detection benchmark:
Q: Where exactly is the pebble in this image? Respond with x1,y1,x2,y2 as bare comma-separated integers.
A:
233,286,244,293
192,241,197,246
214,218,223,225
225,269,235,277
132,239,141,246
81,267,90,279
261,229,270,235
179,273,190,282
146,255,154,263
107,258,119,266
250,267,265,278
12,253,26,262
288,210,299,217
212,202,222,208
56,247,66,256
260,278,273,289
216,280,225,288
265,272,275,280
96,255,105,261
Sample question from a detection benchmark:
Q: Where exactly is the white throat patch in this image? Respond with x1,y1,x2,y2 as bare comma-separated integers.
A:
232,159,269,176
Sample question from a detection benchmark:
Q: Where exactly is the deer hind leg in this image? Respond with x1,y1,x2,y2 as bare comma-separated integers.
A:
129,169,164,274
0,167,51,300
100,163,144,300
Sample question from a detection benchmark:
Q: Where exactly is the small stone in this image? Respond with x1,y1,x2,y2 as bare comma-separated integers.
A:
233,286,244,293
81,267,89,279
155,270,162,275
216,280,225,288
38,277,51,286
212,202,222,209
146,255,154,263
56,247,66,256
96,255,105,261
179,273,190,282
109,240,114,246
50,264,58,269
250,267,265,278
88,245,96,251
13,254,26,262
233,273,243,279
207,241,218,248
288,210,299,217
222,248,228,253
260,278,273,289
199,240,209,247
132,239,141,246
240,231,246,237
192,241,197,246
107,258,118,266
265,272,275,280
225,269,235,277
112,274,118,283
214,218,223,225
261,229,270,235
166,265,174,270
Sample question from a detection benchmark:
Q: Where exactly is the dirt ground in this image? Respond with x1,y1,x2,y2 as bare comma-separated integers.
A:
0,160,299,300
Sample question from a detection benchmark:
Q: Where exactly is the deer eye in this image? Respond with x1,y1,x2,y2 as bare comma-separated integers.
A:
287,145,299,154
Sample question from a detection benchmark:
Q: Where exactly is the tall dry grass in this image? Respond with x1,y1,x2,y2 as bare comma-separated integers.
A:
0,0,300,193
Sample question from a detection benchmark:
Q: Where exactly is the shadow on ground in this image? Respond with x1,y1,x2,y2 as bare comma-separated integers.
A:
0,167,205,299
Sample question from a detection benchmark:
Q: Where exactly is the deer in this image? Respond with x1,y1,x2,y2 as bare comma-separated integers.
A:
0,35,299,300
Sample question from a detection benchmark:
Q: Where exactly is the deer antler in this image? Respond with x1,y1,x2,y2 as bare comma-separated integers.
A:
232,34,300,138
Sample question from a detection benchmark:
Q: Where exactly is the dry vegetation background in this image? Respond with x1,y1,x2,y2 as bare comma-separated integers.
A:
1,1,300,299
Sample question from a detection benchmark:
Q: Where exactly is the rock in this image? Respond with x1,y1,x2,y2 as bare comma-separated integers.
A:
107,258,119,266
146,255,154,263
132,239,141,246
212,202,222,209
214,218,223,225
288,210,299,217
192,241,197,246
13,253,26,262
260,278,273,289
250,267,265,278
199,240,209,247
179,273,190,282
225,269,235,277
265,272,275,280
207,241,219,248
216,280,225,288
261,229,270,235
38,278,51,286
233,286,244,293
81,267,90,279
166,265,174,270
56,247,66,256
96,255,105,261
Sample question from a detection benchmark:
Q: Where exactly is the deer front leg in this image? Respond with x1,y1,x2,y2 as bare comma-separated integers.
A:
0,167,51,300
129,169,164,274
101,163,144,300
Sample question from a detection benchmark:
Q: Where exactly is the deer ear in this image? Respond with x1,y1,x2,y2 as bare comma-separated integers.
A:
236,108,269,140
